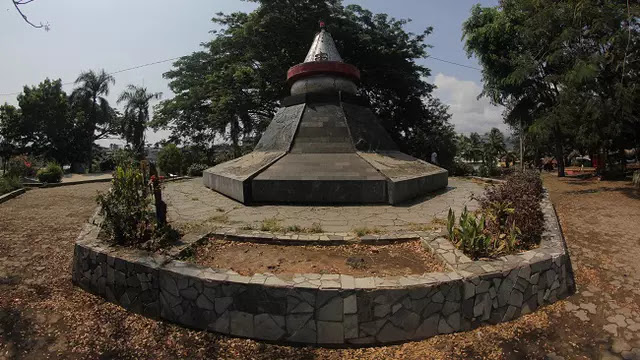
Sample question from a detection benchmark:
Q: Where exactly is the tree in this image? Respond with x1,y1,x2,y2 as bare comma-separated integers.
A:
71,70,117,170
157,144,183,175
484,128,506,162
0,104,21,170
16,79,73,164
117,85,162,159
463,1,640,177
153,0,457,167
469,132,483,162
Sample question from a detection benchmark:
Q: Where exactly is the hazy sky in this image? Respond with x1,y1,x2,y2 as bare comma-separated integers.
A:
0,0,506,146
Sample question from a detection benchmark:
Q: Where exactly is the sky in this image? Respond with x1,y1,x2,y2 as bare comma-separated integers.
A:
0,0,507,147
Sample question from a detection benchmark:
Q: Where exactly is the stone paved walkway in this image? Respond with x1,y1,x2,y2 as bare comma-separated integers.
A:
163,177,483,234
542,174,640,360
2,175,640,359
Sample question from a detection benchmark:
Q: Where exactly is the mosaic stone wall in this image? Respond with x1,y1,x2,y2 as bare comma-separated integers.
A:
72,192,575,345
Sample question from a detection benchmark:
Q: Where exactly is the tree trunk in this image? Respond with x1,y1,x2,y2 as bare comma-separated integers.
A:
86,95,97,173
520,119,524,170
555,139,565,177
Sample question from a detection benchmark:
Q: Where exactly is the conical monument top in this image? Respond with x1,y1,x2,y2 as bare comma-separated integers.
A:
303,23,343,63
286,22,360,84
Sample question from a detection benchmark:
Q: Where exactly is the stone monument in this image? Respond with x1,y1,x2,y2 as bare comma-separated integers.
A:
203,24,448,204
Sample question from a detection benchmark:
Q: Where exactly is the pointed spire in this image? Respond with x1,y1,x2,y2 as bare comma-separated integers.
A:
303,23,343,63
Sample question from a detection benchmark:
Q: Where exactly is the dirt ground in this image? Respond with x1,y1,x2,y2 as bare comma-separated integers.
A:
190,239,445,278
1,175,639,359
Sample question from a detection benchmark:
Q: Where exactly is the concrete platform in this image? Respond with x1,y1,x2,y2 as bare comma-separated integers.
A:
167,177,483,234
252,153,387,203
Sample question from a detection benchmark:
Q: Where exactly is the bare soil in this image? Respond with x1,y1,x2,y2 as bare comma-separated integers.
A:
1,176,639,359
189,239,446,278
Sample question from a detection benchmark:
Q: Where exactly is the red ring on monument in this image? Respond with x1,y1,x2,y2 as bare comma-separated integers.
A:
287,61,361,83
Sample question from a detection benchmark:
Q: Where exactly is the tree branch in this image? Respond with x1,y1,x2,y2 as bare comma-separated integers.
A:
12,0,49,30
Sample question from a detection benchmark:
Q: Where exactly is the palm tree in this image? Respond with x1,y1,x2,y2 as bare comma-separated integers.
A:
484,128,506,165
456,135,473,162
72,70,115,170
469,132,483,162
117,85,162,158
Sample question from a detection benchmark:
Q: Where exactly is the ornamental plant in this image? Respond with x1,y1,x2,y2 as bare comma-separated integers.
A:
97,163,152,245
157,144,183,176
480,170,544,247
36,162,63,183
97,160,179,249
446,169,544,259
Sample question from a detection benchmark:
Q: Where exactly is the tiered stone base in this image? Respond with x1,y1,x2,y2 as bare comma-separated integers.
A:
72,192,574,345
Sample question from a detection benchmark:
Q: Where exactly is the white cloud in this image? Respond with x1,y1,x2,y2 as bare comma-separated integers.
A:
432,73,510,135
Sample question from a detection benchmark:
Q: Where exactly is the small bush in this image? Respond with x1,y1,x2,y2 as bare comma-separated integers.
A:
446,169,544,259
157,144,183,176
633,170,640,189
478,162,500,178
187,163,209,177
0,176,21,195
481,169,544,247
6,155,37,178
97,163,152,245
449,160,475,176
36,163,63,183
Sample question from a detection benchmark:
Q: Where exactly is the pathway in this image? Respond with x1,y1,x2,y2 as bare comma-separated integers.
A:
0,176,639,359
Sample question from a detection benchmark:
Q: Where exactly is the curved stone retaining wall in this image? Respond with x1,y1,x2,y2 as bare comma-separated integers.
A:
72,192,575,345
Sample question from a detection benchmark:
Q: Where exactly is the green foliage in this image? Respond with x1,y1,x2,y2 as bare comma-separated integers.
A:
463,1,640,176
5,155,38,178
117,85,162,158
71,70,118,168
157,144,183,175
447,169,544,259
153,0,457,166
449,160,476,176
447,207,492,259
0,175,21,195
36,162,63,183
187,163,208,177
97,163,152,245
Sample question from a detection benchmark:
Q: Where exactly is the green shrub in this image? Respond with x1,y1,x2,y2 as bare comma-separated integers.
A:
36,163,63,183
446,169,544,259
97,163,152,245
0,176,21,195
187,163,209,177
157,144,183,176
6,155,37,178
449,160,475,176
478,162,500,178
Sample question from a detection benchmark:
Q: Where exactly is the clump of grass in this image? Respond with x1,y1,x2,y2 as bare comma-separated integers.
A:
191,197,199,201
260,218,282,232
308,222,323,233
240,224,254,230
209,214,229,224
431,218,448,226
285,224,302,233
353,226,382,237
408,223,437,232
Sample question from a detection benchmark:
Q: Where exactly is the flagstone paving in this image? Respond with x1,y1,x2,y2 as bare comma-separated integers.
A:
163,177,483,234
1,174,639,359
